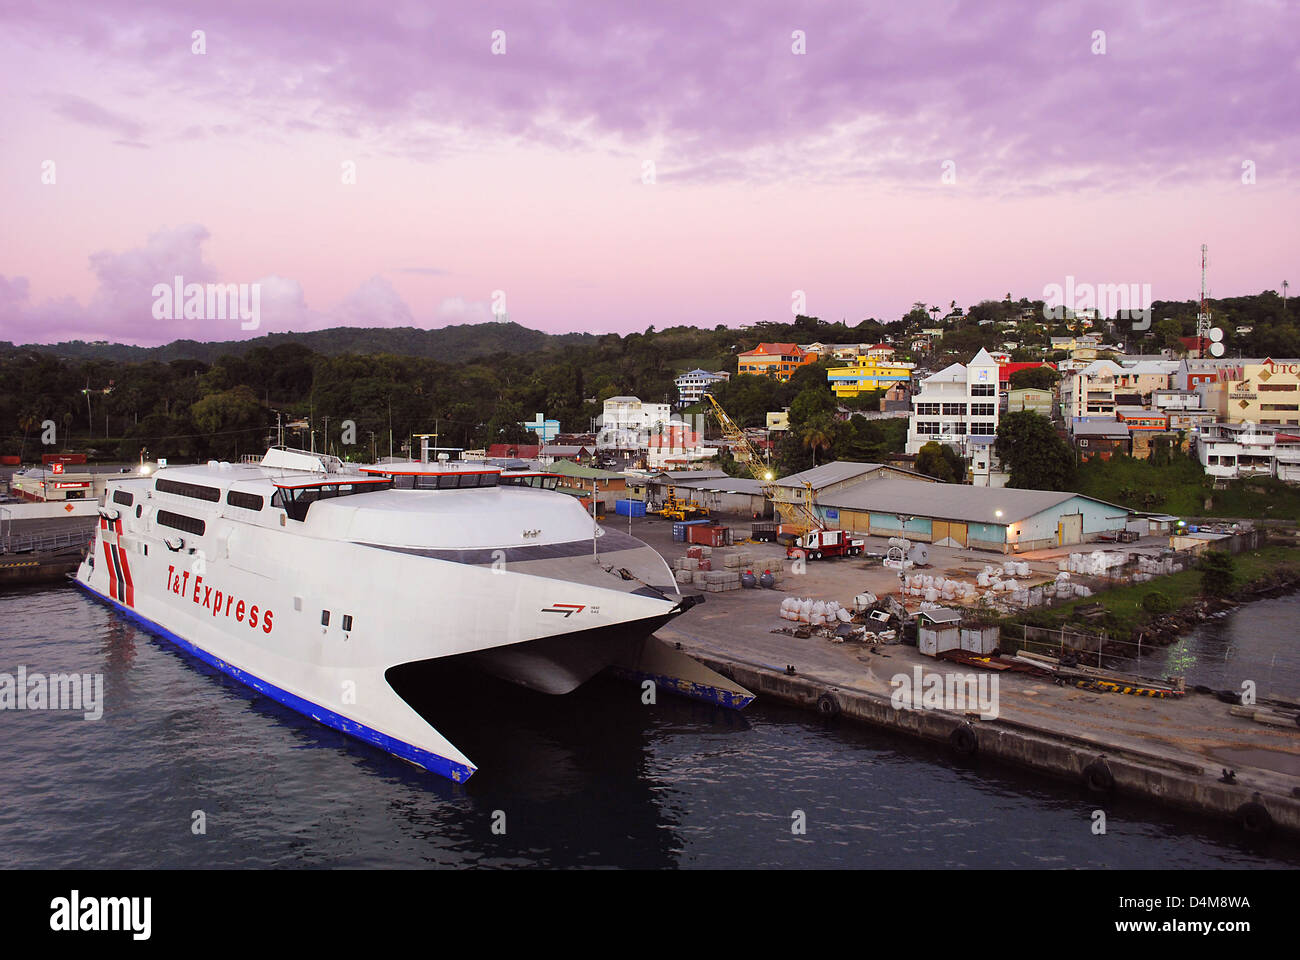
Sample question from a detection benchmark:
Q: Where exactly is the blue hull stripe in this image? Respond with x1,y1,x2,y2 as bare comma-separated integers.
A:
606,666,755,710
74,579,476,783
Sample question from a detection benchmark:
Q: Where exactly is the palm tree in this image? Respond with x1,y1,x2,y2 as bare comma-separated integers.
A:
17,413,37,463
801,420,832,466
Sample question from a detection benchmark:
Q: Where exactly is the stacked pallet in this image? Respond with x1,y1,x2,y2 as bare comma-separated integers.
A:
703,570,742,593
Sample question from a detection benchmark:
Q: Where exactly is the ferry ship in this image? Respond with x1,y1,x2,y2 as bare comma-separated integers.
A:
75,446,752,781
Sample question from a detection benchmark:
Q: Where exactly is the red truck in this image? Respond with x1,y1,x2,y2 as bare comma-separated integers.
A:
786,528,865,561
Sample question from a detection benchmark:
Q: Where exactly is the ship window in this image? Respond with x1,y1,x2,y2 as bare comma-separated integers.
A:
226,491,264,511
113,490,134,507
342,615,353,631
156,478,221,502
321,610,330,626
156,510,206,536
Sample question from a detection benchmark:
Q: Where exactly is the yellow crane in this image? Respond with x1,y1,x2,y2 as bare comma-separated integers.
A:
703,393,821,534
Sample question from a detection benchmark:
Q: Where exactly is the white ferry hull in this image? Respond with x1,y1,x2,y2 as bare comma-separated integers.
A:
75,452,750,782
76,511,716,782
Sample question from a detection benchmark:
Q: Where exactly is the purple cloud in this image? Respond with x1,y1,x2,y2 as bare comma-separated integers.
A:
4,1,1296,189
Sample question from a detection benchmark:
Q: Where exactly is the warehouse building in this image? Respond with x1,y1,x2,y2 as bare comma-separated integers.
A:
662,475,770,517
808,477,1129,553
771,461,933,525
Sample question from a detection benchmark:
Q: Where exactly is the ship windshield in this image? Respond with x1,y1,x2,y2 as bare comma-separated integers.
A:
500,475,559,490
272,480,394,521
387,472,501,490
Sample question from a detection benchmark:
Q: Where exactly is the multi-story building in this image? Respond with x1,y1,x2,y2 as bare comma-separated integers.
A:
1197,421,1300,482
1061,358,1177,425
737,342,814,380
645,423,718,469
1061,360,1124,420
1198,359,1300,428
597,396,672,450
673,368,730,404
905,348,1000,455
826,357,915,398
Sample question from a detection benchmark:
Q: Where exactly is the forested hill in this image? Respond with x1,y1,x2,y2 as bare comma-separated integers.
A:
3,322,598,364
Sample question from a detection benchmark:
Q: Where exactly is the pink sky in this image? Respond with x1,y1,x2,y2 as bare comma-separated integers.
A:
1,0,1296,346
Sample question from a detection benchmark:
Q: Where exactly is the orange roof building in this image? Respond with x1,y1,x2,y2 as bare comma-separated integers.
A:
738,342,814,380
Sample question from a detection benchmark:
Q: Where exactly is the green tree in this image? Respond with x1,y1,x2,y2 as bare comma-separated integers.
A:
1008,366,1058,391
995,411,1075,490
1200,550,1236,598
189,385,268,460
914,441,962,482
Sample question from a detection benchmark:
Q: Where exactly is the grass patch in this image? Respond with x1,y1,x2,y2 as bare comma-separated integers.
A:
1013,544,1300,639
1074,454,1300,521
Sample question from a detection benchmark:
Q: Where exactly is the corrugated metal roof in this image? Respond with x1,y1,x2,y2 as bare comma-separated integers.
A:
671,477,766,495
916,607,962,624
815,476,1126,525
658,469,729,481
773,461,889,490
1072,420,1130,437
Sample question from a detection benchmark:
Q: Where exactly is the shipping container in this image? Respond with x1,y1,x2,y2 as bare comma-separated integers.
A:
614,499,647,517
687,524,728,548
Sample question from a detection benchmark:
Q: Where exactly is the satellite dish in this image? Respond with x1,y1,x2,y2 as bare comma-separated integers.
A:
1209,328,1224,342
908,543,930,566
1210,342,1225,357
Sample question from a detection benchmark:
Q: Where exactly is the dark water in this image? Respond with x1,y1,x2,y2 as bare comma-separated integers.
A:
1,584,1297,869
1125,593,1300,699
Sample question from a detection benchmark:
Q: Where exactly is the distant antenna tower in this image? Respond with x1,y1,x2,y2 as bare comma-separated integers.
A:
1196,244,1225,357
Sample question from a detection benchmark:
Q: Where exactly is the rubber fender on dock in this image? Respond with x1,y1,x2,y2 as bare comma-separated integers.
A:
1215,689,1242,705
1083,756,1115,793
816,692,840,717
949,723,978,756
1235,797,1273,837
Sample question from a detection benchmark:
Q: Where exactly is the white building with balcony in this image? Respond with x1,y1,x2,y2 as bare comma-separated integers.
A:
1196,421,1300,483
673,369,730,404
905,348,1001,456
597,396,672,450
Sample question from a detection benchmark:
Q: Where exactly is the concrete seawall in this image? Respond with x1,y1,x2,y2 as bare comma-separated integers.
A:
690,650,1300,837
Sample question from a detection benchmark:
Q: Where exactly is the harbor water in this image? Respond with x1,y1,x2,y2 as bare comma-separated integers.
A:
1,583,1297,869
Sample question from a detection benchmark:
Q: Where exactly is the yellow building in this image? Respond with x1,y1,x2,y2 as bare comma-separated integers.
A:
1202,359,1300,427
826,357,915,398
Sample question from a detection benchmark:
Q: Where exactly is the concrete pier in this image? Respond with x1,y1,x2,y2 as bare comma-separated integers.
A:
620,515,1300,837
0,516,95,588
